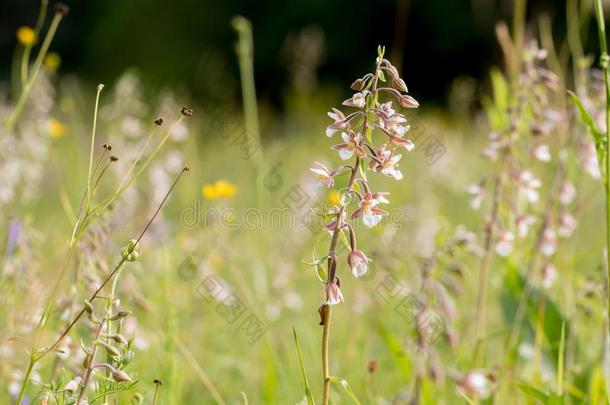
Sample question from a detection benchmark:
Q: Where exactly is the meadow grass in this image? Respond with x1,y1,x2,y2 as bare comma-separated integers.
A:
2,1,610,404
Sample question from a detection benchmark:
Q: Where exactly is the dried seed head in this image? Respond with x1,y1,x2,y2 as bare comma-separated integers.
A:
154,379,163,385
318,304,327,325
350,78,366,91
103,143,112,151
55,3,69,16
181,107,193,117
154,117,164,126
184,165,190,172
110,156,119,162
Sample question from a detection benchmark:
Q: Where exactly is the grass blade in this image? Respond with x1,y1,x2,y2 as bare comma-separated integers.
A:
292,328,315,405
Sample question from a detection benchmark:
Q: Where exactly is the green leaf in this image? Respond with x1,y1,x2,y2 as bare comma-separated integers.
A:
568,90,606,178
557,322,565,396
358,158,368,182
501,263,570,363
517,382,551,402
377,324,411,379
482,68,511,130
329,377,361,405
304,248,327,283
568,90,604,144
293,328,315,405
365,122,373,144
339,229,351,252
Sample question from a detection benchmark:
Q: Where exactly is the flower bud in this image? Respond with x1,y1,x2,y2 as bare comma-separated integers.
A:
97,340,121,357
127,239,138,250
392,77,409,92
399,94,419,108
104,333,128,345
325,281,343,305
351,78,366,91
64,377,81,393
457,370,492,398
347,249,370,278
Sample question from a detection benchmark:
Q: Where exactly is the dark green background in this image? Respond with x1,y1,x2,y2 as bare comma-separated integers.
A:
0,0,595,107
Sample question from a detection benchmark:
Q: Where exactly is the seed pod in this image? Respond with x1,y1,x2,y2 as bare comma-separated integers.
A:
97,339,121,357
127,251,140,262
181,107,193,117
127,239,138,250
104,333,128,345
112,369,132,383
110,310,132,321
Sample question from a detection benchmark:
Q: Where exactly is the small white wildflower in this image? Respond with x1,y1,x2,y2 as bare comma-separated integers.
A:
559,181,576,206
532,144,551,162
558,212,577,238
495,231,514,257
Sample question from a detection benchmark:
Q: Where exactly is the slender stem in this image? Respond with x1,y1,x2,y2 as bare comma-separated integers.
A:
473,172,502,365
321,157,359,405
595,0,610,367
5,11,64,132
320,51,385,403
41,167,189,358
321,304,332,405
232,16,262,161
77,325,104,404
96,117,184,213
512,0,527,79
152,384,160,405
532,291,547,380
15,357,35,405
87,85,104,209
76,317,106,405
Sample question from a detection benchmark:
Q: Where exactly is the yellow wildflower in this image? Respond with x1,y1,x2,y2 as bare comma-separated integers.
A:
16,26,37,46
327,190,342,206
48,118,66,139
214,180,237,198
43,52,61,71
202,180,238,200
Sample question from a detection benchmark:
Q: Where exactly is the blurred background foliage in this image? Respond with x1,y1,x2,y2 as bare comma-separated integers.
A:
1,0,600,111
